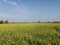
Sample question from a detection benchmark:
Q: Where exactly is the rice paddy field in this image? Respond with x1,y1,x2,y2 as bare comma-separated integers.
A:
0,23,60,45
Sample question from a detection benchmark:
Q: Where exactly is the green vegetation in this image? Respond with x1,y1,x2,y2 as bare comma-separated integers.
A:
0,20,9,24
4,20,9,24
0,20,4,24
0,23,60,45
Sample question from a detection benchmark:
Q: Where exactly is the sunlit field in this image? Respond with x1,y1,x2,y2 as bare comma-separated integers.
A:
0,23,60,45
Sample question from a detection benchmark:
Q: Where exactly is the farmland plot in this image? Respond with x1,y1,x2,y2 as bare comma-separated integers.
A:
0,23,60,45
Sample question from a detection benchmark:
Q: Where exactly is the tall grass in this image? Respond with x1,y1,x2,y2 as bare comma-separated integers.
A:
0,23,60,45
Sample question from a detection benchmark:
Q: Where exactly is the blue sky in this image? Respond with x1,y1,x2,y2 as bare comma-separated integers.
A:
0,0,60,22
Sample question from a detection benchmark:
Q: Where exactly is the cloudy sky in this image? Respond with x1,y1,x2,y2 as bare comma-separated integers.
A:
0,0,60,22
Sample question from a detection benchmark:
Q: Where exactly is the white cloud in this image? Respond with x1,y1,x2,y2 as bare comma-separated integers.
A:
8,1,18,7
3,0,18,7
0,13,16,22
3,0,28,13
3,0,7,2
0,13,27,22
0,0,28,22
0,13,14,20
12,2,17,6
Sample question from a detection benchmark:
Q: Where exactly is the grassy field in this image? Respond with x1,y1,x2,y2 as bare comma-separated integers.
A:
0,23,60,45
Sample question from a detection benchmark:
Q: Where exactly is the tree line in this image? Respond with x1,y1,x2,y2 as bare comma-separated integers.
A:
0,20,8,24
0,20,60,24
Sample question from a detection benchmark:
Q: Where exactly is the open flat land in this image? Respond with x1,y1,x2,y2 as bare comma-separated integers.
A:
0,23,60,45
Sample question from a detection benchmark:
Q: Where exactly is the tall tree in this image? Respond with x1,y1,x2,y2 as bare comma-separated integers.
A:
0,20,4,24
5,20,8,23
